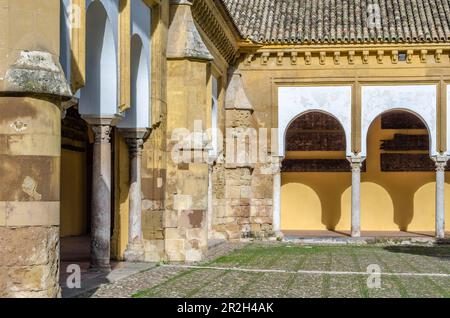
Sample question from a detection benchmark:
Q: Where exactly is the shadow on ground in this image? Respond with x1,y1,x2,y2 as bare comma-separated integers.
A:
383,245,450,260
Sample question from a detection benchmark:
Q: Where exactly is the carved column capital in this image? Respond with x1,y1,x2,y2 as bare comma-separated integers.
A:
347,154,366,172
92,125,112,144
125,138,145,158
432,155,449,172
119,128,150,158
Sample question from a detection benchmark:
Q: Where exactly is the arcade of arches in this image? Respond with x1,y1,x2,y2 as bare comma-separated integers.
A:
1,0,450,298
281,111,450,234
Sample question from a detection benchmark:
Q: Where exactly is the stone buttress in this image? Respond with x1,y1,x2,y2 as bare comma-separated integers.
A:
0,0,71,297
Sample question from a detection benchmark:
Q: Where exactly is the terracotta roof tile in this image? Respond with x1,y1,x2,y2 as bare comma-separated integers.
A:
221,0,450,44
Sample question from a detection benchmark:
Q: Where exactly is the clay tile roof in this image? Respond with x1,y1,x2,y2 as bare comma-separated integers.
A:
221,0,450,44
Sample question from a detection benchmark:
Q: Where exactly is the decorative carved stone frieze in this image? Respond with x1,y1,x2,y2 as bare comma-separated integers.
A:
407,50,414,63
290,51,298,65
420,50,428,63
391,50,399,64
261,52,269,65
239,47,449,67
319,52,326,65
304,52,312,65
435,49,443,63
334,52,340,65
348,51,355,64
362,51,369,64
277,52,284,65
377,50,384,64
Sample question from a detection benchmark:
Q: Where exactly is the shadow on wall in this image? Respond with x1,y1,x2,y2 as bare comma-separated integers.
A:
281,115,450,232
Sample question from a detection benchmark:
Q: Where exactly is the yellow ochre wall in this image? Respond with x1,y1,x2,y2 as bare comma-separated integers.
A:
60,148,87,237
281,117,450,232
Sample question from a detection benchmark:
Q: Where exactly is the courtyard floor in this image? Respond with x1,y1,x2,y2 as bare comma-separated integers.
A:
81,242,450,298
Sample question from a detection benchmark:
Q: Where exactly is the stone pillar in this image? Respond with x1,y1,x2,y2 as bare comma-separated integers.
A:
433,156,447,239
221,69,255,239
121,129,149,261
272,157,282,236
0,1,71,298
165,0,213,262
0,53,71,296
86,119,114,271
348,155,364,238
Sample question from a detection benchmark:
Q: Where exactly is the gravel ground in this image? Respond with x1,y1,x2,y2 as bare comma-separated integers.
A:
83,243,450,298
83,242,245,298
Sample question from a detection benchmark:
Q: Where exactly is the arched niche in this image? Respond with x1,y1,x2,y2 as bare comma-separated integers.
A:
118,34,150,128
278,86,353,157
361,85,438,157
118,0,151,129
79,0,118,116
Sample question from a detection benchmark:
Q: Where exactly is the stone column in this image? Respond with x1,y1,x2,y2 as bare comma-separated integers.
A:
88,121,113,271
434,156,447,239
0,52,71,298
348,155,364,237
272,157,282,236
121,129,149,261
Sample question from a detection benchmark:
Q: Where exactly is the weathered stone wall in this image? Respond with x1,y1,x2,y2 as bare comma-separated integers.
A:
164,59,210,262
0,0,69,297
0,97,62,297
210,71,274,240
140,0,169,262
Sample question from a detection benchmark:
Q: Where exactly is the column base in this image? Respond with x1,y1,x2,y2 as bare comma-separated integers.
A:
89,260,111,273
274,230,284,240
124,244,145,262
351,230,361,238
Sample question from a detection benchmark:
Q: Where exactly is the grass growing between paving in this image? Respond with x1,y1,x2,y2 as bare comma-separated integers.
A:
132,244,450,298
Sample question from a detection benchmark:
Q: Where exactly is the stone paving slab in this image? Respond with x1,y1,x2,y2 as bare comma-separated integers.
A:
82,243,450,298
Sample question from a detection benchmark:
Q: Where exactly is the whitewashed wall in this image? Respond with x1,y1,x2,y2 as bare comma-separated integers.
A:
361,85,438,157
278,86,353,157
118,0,151,129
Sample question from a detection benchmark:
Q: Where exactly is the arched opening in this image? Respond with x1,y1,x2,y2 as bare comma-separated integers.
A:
281,111,351,234
60,1,118,271
361,110,436,233
119,34,149,128
80,1,117,115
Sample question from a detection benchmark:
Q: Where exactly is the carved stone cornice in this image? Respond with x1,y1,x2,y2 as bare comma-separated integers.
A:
191,0,239,64
239,45,450,67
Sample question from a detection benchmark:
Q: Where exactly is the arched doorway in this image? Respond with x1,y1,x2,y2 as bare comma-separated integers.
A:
281,111,351,233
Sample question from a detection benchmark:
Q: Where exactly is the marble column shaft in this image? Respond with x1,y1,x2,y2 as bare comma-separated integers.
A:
434,157,447,239
90,124,112,271
124,137,145,261
349,157,363,238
